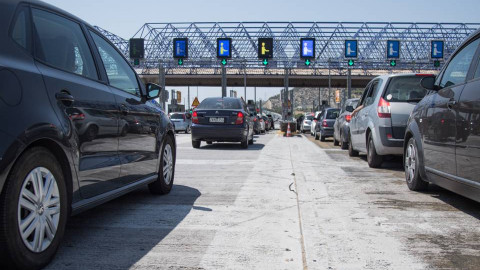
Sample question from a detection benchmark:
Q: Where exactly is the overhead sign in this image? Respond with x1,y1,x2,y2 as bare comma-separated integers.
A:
191,97,200,107
173,38,188,59
431,40,444,59
386,40,400,59
217,38,232,58
300,38,315,59
258,38,273,59
344,40,358,58
129,38,144,59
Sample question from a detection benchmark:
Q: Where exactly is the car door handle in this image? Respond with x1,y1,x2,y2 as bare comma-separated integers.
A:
120,104,129,115
447,100,457,110
55,91,74,106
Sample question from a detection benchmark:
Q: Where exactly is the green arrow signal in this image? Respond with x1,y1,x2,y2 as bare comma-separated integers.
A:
178,59,183,65
305,59,311,66
133,58,140,66
433,60,441,67
262,59,268,65
348,59,355,66
390,60,396,67
221,59,227,66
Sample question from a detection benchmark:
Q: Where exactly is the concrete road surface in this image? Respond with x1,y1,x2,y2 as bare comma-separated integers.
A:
46,132,480,270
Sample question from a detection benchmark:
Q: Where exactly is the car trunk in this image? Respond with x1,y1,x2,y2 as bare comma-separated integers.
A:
195,109,240,125
389,102,415,139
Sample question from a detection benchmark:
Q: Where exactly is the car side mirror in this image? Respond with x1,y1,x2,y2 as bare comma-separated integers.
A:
420,76,437,91
145,83,161,101
346,105,354,112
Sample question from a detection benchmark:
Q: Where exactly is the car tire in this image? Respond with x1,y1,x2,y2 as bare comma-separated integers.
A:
367,134,383,168
348,132,359,157
314,131,319,140
0,147,68,270
340,132,348,150
320,131,326,142
248,137,254,145
149,135,175,195
206,141,213,145
120,125,128,136
240,135,248,149
185,125,191,134
84,125,98,141
405,137,428,191
192,140,201,148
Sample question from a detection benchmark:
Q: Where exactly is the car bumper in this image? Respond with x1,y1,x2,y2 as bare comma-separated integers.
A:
302,124,311,130
192,124,246,142
376,126,404,155
320,127,334,137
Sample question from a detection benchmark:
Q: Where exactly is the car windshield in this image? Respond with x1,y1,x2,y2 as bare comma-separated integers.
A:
306,115,314,120
170,114,184,120
326,109,340,119
383,76,429,102
197,98,242,109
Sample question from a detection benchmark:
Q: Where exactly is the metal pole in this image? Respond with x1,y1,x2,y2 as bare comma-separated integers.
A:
188,86,190,110
221,65,227,97
244,62,247,100
254,87,257,109
347,68,352,99
318,88,321,109
328,62,331,106
159,61,166,111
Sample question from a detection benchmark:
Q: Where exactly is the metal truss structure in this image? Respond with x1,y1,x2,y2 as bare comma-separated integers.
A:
96,22,480,76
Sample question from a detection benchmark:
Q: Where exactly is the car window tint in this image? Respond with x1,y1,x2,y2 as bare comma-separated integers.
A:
89,30,140,96
365,80,381,106
326,109,340,119
11,7,30,50
32,9,97,80
306,115,314,120
197,98,242,109
474,57,480,79
440,38,480,88
358,83,372,106
383,76,428,102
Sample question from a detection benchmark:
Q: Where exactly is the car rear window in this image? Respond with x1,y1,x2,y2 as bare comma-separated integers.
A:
170,114,184,119
326,109,340,119
305,115,314,120
197,98,242,109
383,76,429,102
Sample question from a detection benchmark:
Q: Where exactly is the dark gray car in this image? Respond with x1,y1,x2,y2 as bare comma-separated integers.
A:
333,98,359,149
315,108,340,141
404,29,480,202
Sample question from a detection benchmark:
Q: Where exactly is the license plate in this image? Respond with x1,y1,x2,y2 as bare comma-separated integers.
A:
209,117,224,123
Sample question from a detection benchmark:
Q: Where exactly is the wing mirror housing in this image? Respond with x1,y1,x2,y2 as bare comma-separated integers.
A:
346,105,354,112
144,83,161,101
420,76,438,91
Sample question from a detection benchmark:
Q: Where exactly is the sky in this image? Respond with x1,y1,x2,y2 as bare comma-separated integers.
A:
42,0,479,109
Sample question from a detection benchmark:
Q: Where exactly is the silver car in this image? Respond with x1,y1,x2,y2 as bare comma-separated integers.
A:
300,113,314,133
170,112,192,133
349,73,433,168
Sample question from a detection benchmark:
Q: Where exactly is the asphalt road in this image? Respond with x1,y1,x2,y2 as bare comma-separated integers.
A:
46,130,480,270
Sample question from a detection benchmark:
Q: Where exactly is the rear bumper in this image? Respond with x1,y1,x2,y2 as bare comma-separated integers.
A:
302,124,311,130
192,124,246,142
320,127,334,137
377,126,404,155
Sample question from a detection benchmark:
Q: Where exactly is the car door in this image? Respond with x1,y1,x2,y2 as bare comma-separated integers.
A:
456,37,480,183
351,82,371,146
424,37,480,176
88,30,159,183
352,80,381,152
31,7,121,199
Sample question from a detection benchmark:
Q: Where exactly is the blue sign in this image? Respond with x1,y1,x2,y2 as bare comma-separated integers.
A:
217,38,232,58
345,40,358,58
387,40,400,59
300,38,315,58
431,40,444,59
173,38,188,58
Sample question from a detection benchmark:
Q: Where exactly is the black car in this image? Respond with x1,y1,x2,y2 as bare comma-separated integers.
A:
333,98,359,149
404,28,480,202
191,97,254,148
0,1,176,269
315,108,340,141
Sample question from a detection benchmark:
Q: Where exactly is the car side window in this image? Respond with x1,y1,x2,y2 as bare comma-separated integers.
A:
32,9,97,80
364,80,381,107
474,56,480,79
439,38,480,88
358,83,372,106
89,30,140,96
10,6,31,51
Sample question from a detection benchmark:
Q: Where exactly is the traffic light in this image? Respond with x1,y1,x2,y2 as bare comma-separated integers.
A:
390,60,397,67
348,59,355,66
133,58,140,66
262,59,268,66
178,58,184,65
129,38,144,59
305,59,311,66
221,59,227,66
434,60,441,67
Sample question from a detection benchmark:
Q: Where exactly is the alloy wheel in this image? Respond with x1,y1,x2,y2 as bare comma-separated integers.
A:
405,142,416,183
163,144,173,185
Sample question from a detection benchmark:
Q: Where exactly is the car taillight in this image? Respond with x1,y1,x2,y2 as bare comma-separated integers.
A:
345,114,351,122
377,97,391,118
236,112,244,125
304,120,308,124
69,113,85,120
253,118,257,122
192,111,199,124
322,119,328,127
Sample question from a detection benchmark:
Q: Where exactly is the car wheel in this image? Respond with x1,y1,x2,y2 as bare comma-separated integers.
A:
240,135,248,149
248,137,254,145
367,134,383,168
192,140,201,148
333,135,339,146
206,141,213,145
348,132,359,157
405,138,428,191
185,125,191,134
84,125,98,141
314,131,319,140
0,147,68,270
149,135,175,195
120,125,128,136
320,131,326,142
340,132,348,150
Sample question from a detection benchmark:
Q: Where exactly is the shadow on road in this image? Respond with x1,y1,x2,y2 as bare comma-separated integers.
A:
199,142,265,151
47,185,201,269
